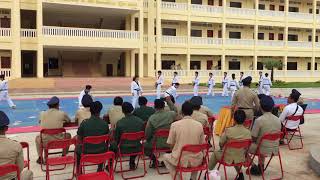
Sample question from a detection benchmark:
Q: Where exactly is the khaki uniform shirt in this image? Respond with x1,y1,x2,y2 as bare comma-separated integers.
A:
166,116,205,167
251,112,281,155
107,105,125,128
200,105,213,117
74,107,91,126
0,135,24,180
219,125,251,164
191,110,209,127
232,87,260,120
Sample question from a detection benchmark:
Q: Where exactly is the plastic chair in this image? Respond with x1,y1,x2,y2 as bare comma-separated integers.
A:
152,129,171,174
114,131,147,179
40,128,67,171
0,164,20,180
173,143,210,180
217,139,252,180
20,142,30,170
45,138,76,180
78,151,115,180
207,116,216,151
282,115,304,150
243,119,252,129
249,132,283,180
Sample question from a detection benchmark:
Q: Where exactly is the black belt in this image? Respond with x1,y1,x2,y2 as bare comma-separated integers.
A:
239,107,253,110
165,91,172,96
230,85,236,87
134,89,140,91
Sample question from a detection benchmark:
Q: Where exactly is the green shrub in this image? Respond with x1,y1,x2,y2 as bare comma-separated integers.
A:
273,80,286,85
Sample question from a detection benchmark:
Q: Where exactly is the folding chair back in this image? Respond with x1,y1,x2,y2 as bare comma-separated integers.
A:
120,131,145,141
203,127,211,142
243,119,252,129
284,115,304,150
82,135,110,153
152,129,170,175
46,138,75,152
0,164,20,180
257,131,282,149
208,116,215,129
20,142,30,170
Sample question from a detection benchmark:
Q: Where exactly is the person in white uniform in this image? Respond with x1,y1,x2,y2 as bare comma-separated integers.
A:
0,75,16,109
193,71,200,96
131,76,143,108
155,71,164,99
78,85,92,108
207,73,215,96
164,83,180,101
239,71,244,88
262,73,272,96
221,72,229,97
228,73,239,99
258,71,264,94
172,71,179,85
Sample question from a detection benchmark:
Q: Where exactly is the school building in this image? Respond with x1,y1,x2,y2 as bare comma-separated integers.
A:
1,0,320,83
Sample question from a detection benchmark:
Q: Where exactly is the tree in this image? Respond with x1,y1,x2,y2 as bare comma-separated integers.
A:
263,60,283,82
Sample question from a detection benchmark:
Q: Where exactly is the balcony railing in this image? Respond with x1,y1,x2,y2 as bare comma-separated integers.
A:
162,36,187,44
287,41,312,48
225,39,254,46
191,37,222,45
161,2,187,11
258,10,285,17
143,0,148,8
42,26,139,39
0,28,11,36
227,7,255,16
316,43,320,48
317,15,320,22
191,4,223,14
288,12,313,20
0,69,11,78
257,40,285,47
21,29,37,37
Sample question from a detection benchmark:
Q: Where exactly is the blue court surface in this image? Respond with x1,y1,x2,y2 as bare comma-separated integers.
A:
1,93,320,128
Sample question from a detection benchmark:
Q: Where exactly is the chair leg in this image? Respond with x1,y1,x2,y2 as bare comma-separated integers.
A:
258,156,265,180
223,165,228,180
299,128,304,149
278,151,284,179
173,170,178,180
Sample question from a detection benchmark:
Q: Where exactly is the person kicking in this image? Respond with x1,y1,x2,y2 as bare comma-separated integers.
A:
0,75,16,109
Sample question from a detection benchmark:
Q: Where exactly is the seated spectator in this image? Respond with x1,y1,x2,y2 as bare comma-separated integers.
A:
133,96,155,122
292,89,304,105
249,96,281,176
0,111,33,180
74,94,93,126
163,101,205,180
145,99,177,168
104,96,125,129
208,110,251,180
195,96,213,117
190,96,209,127
110,102,144,170
76,101,109,171
35,96,71,164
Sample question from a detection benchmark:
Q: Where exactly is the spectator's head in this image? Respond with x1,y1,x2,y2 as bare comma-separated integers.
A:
90,101,103,116
234,110,246,124
133,76,139,82
195,71,199,76
242,76,252,87
209,73,213,77
260,96,274,112
113,96,123,106
232,73,235,80
81,94,93,108
224,72,227,76
157,71,162,76
85,85,92,94
265,73,269,77
258,94,267,100
174,72,178,76
190,96,202,111
181,101,194,116
173,83,180,89
122,102,134,115
0,75,5,81
0,111,9,134
240,72,244,76
288,89,301,103
47,96,60,109
138,96,148,106
154,99,165,110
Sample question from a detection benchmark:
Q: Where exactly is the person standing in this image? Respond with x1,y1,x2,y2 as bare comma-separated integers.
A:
258,71,264,94
172,72,179,85
262,73,272,96
131,76,143,109
193,71,200,96
155,71,164,99
0,75,16,109
222,72,229,97
207,73,215,96
239,72,244,88
229,73,239,99
78,85,92,108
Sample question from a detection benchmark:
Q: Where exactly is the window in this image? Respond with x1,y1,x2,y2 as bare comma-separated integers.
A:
190,61,201,70
207,30,213,37
308,62,311,70
162,28,176,36
48,58,59,69
208,0,213,6
229,32,241,39
269,33,275,40
258,33,264,40
287,62,297,70
289,7,299,12
308,35,312,42
229,61,240,70
230,2,242,8
219,0,222,6
279,5,284,11
134,18,138,31
317,9,320,14
207,60,213,70
1,57,11,68
162,0,175,2
191,0,202,4
269,4,275,11
162,60,175,70
288,34,298,41
316,36,319,42
217,60,221,70
191,29,202,37
309,9,313,14
218,30,222,38
257,62,264,70
278,33,284,40
259,4,265,10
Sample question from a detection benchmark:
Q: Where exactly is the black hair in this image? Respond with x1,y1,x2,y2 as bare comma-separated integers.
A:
232,73,235,79
234,110,246,124
0,125,8,132
195,71,199,75
209,73,213,76
122,102,134,114
158,71,162,74
85,85,92,90
192,104,201,111
224,72,227,75
90,101,103,115
181,101,193,116
133,76,138,81
240,72,244,74
290,93,299,102
114,96,123,106
265,73,269,77
138,96,148,106
173,83,180,86
154,99,165,109
48,103,59,109
82,94,93,108
174,72,178,75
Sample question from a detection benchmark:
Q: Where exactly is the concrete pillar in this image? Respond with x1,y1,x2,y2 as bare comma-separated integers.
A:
36,0,43,78
186,15,191,71
11,0,21,78
138,9,144,77
130,50,135,77
125,51,130,76
254,55,258,70
312,0,316,71
156,0,162,71
221,55,226,71
147,0,155,76
283,56,288,71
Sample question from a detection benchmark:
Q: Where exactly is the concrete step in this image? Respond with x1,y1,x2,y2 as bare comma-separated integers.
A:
309,145,320,176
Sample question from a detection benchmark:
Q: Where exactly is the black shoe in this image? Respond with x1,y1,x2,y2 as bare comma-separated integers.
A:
149,161,156,169
250,164,262,176
36,157,43,165
129,162,136,170
237,172,244,180
279,139,285,145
